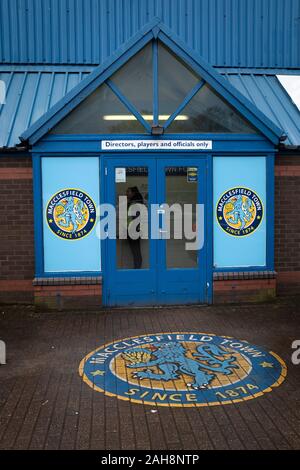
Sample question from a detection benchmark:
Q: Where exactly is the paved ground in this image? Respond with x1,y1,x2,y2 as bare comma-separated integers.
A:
0,297,300,451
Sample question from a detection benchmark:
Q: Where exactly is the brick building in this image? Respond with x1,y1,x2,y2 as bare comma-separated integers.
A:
0,0,299,308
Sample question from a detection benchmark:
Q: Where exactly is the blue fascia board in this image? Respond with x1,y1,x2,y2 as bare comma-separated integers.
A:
42,133,270,140
21,18,283,146
31,134,275,155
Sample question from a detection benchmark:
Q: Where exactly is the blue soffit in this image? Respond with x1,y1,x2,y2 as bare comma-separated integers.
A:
18,20,283,146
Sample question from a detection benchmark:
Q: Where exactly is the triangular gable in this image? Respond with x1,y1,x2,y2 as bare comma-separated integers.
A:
20,19,283,145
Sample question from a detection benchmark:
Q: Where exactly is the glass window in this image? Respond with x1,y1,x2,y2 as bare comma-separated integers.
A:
116,167,149,270
158,43,200,125
50,40,258,136
166,84,256,134
51,83,145,134
110,43,153,117
165,167,198,269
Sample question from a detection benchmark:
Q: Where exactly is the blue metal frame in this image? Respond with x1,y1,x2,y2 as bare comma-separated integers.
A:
213,153,275,273
32,154,44,277
32,142,275,281
102,156,157,306
152,40,159,126
163,79,205,130
106,79,152,133
266,154,275,270
20,22,283,146
156,157,209,305
206,156,214,301
32,152,102,279
101,153,212,305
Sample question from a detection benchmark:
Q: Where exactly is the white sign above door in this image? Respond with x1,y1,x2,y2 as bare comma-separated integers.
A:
101,140,212,151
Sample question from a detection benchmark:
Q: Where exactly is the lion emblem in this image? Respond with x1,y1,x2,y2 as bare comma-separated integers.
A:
55,196,86,234
225,194,254,230
122,341,238,389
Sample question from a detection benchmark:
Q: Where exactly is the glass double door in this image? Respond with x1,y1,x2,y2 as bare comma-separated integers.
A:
103,156,207,306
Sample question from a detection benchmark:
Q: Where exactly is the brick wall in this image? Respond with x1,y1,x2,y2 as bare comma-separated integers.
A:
34,283,102,310
275,153,300,295
0,157,103,308
0,156,35,303
213,272,276,304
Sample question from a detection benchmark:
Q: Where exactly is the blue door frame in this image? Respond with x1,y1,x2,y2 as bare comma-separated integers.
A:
102,153,212,306
104,157,157,306
156,158,208,305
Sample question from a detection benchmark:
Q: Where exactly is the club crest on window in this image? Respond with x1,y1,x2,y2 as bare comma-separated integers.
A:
216,187,264,237
46,189,96,240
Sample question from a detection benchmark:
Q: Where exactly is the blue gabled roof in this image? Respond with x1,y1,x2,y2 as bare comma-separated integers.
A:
18,20,283,146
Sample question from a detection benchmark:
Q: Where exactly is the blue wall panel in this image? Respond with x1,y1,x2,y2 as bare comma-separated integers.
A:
0,0,299,68
41,156,101,273
213,156,267,268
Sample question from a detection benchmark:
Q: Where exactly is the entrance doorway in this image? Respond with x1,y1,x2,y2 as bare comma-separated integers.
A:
103,155,209,306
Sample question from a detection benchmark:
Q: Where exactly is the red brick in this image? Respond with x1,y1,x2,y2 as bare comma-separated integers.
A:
0,280,33,292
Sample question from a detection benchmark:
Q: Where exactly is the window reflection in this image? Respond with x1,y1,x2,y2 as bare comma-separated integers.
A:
51,40,257,136
158,43,200,124
166,84,256,134
110,43,153,118
165,167,198,269
51,84,145,134
116,168,149,270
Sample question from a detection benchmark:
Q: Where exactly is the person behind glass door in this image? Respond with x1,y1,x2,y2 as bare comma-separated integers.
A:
126,186,143,269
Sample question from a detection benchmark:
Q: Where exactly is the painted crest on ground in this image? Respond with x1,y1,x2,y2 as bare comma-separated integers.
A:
216,187,263,236
79,333,286,407
46,189,96,240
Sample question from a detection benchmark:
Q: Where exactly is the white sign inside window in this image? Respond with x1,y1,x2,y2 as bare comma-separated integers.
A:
101,140,212,151
115,168,126,183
